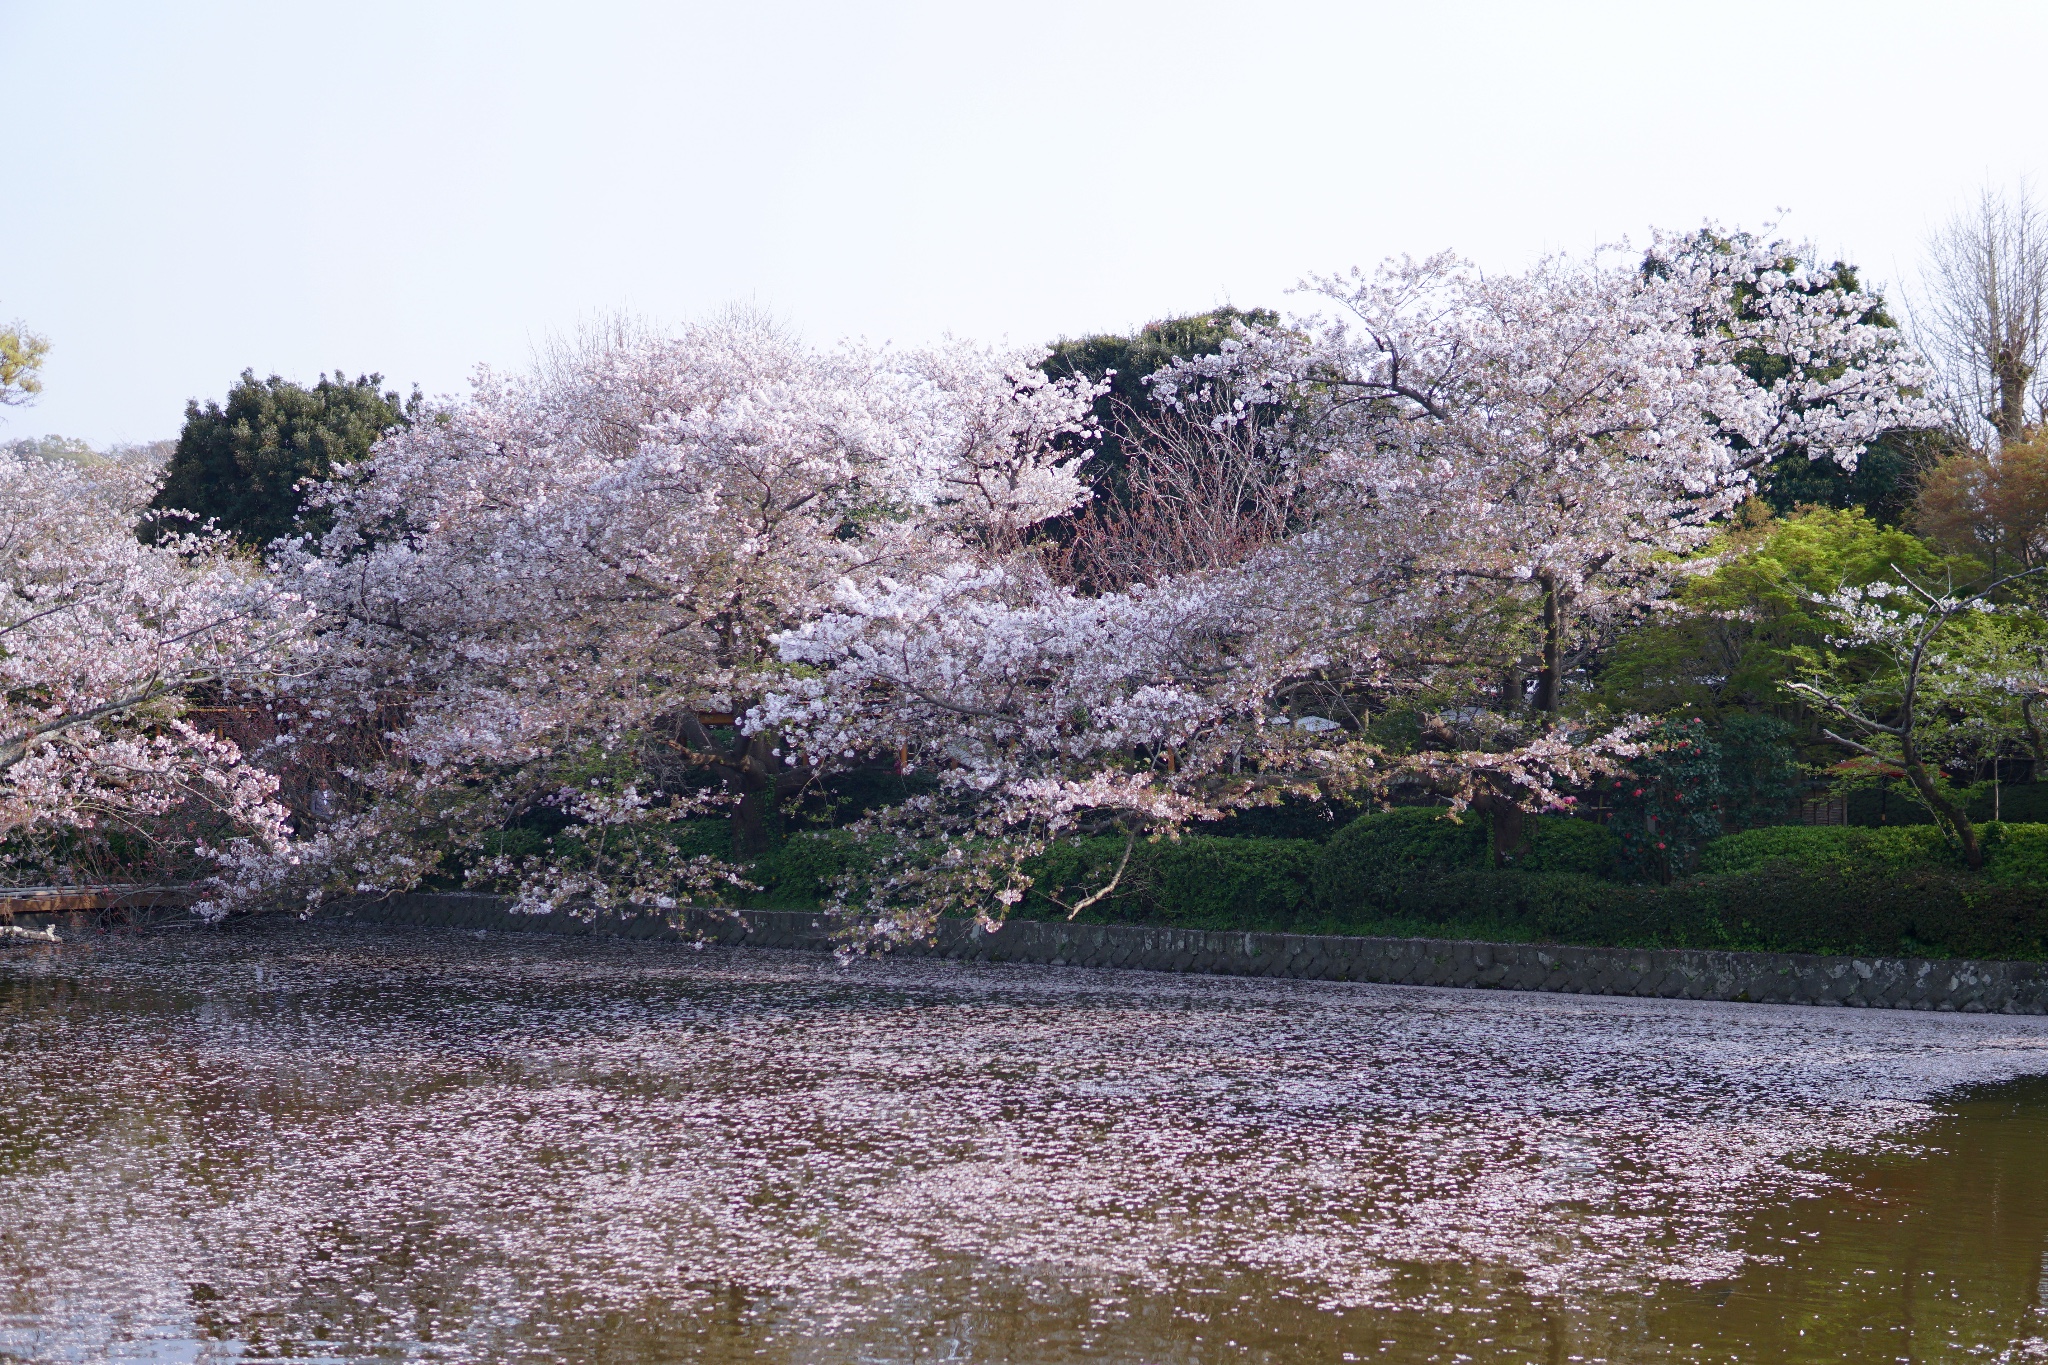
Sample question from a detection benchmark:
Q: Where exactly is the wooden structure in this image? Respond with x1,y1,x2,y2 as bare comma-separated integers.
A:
0,885,198,923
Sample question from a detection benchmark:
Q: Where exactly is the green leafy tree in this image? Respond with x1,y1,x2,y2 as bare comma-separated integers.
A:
1786,567,2045,869
1761,426,1950,525
0,316,50,409
1590,505,1978,723
1716,712,1804,828
149,370,416,547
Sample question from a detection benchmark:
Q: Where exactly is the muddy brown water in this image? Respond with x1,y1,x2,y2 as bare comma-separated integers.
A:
1,922,2045,1363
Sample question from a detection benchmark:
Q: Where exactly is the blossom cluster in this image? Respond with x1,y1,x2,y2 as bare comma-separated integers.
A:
1,452,305,887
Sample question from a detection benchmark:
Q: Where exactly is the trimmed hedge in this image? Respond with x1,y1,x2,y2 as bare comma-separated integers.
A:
1018,835,1322,927
1699,824,1956,876
1700,821,2048,888
1310,808,1616,914
1327,865,2048,960
737,830,1325,925
706,814,2048,961
1520,814,1620,876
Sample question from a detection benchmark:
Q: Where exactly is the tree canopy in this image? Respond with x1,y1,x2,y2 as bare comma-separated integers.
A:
149,370,416,547
0,316,50,409
1589,505,1976,723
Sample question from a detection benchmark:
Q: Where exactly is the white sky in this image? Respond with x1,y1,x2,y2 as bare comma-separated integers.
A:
6,0,2046,444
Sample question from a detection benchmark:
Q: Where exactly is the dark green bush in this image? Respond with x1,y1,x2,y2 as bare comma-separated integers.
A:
705,816,2048,961
1311,808,1615,913
1688,865,2048,958
745,828,886,907
1716,713,1802,828
1020,836,1322,927
1316,863,2048,959
1519,816,1619,876
1605,716,1727,881
1311,808,1490,914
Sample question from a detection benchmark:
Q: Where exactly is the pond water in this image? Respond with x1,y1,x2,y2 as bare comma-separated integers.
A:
2,922,2047,1364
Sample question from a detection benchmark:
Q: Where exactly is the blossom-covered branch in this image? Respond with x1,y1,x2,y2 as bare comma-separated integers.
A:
1,451,307,890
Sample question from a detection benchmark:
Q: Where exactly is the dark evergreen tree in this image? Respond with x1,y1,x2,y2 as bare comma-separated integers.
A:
148,370,416,547
1041,306,1279,503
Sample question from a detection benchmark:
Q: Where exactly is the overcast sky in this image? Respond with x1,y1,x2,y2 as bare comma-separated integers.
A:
7,0,2046,444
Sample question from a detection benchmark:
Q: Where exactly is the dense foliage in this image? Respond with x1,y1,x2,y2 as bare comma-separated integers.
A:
149,370,416,547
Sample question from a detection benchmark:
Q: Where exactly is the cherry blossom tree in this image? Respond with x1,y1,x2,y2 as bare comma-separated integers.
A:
259,312,1103,913
1,450,304,891
1154,234,1940,720
766,231,1944,925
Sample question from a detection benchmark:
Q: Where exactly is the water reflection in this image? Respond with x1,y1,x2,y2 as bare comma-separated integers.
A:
1,923,2045,1363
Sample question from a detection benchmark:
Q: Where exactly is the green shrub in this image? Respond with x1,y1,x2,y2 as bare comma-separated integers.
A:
719,816,2048,961
1312,808,1615,914
1307,863,2048,960
1980,823,2048,886
1519,816,1619,876
1693,865,2048,959
1698,821,2048,888
1698,824,1957,876
1605,716,1727,881
1311,808,1489,914
1021,835,1322,928
746,829,885,907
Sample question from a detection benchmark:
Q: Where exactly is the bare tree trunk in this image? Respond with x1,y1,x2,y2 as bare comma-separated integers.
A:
1996,344,2035,443
1498,665,1525,717
677,710,798,860
1923,186,2048,445
730,731,783,858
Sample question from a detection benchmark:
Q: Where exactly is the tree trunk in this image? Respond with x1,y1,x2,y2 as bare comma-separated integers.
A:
729,730,785,859
1994,346,2034,444
1533,573,1562,716
1901,730,1982,870
675,709,789,861
1471,789,1529,868
1498,666,1525,717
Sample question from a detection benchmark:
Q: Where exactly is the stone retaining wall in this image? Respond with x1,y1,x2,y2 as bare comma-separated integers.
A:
336,894,2048,1014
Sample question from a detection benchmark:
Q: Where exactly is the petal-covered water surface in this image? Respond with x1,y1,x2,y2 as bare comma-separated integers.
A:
2,921,2046,1363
